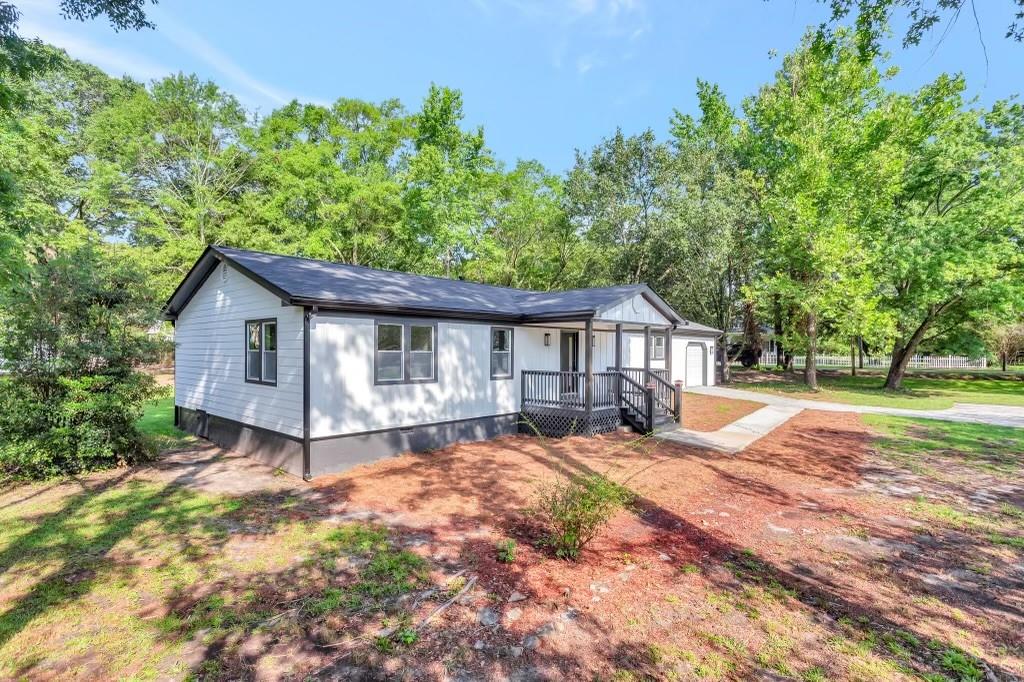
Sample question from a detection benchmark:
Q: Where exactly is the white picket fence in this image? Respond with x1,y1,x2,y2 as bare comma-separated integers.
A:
757,351,987,370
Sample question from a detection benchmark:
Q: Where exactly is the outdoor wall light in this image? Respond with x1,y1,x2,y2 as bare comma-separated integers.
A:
544,333,551,346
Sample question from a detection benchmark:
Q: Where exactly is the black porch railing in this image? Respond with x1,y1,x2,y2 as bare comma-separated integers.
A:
521,368,680,435
520,370,618,410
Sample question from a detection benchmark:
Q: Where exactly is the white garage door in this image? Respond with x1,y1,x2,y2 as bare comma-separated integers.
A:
686,343,706,386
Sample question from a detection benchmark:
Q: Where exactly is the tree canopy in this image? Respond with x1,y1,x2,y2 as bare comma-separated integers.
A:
1,21,1021,399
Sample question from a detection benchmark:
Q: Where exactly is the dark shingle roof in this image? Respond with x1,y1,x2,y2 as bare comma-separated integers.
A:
164,246,720,334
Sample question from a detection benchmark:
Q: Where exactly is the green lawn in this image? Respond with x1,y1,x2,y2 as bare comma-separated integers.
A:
137,395,194,451
0,476,423,679
863,414,1024,478
732,370,1024,410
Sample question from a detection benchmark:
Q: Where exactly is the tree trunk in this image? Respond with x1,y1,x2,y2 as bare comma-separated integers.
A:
884,314,934,390
850,338,857,377
858,336,864,369
804,312,818,390
773,298,786,370
1002,353,1008,372
742,302,762,356
718,337,730,383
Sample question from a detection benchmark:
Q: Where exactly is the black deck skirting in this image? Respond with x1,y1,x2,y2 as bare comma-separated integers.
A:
519,405,622,438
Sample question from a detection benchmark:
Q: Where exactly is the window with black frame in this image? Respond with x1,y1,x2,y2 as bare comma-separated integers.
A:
490,327,513,379
375,321,437,384
245,319,277,385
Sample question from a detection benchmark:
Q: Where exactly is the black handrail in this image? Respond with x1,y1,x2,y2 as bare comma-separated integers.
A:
647,370,677,418
608,366,679,423
616,370,652,432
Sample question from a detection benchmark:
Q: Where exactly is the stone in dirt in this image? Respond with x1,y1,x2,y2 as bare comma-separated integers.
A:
508,590,527,602
505,607,523,623
523,635,541,649
478,607,500,627
766,522,794,534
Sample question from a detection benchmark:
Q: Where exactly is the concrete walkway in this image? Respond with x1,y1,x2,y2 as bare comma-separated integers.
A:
655,383,1024,454
687,385,1024,429
657,402,803,453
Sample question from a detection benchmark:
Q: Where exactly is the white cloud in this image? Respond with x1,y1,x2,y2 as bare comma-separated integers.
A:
152,11,292,106
17,18,171,81
576,53,598,74
489,0,648,74
16,1,325,110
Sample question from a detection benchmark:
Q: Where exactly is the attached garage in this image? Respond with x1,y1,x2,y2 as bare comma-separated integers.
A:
624,326,720,387
685,342,708,386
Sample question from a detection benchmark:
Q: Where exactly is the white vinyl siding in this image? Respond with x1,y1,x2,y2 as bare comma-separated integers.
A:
310,317,560,439
174,266,304,438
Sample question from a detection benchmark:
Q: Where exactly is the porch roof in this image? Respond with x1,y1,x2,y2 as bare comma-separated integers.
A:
164,247,719,335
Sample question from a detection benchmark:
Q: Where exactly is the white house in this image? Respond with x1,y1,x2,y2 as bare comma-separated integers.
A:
164,247,720,478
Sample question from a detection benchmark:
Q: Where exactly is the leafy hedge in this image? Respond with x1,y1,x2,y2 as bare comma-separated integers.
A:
0,237,161,481
0,373,156,480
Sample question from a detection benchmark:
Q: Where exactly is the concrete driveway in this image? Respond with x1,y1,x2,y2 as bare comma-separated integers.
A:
689,385,1024,429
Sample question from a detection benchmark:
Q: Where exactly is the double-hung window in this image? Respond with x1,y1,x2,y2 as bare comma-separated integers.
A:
652,335,666,361
490,327,513,379
245,319,277,385
375,321,437,384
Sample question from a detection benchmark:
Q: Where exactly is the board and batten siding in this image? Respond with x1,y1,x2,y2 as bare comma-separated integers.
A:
310,317,561,439
597,294,669,326
174,264,305,438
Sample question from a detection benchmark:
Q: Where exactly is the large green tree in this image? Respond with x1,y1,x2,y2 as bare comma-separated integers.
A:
743,30,894,389
240,98,414,269
404,84,496,278
0,52,134,285
465,159,585,290
666,80,758,335
85,73,252,296
868,75,1024,388
565,129,672,288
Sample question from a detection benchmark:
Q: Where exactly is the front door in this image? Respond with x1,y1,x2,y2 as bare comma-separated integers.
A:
560,331,579,395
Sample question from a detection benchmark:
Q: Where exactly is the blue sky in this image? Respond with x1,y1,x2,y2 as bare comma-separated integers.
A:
16,0,1021,172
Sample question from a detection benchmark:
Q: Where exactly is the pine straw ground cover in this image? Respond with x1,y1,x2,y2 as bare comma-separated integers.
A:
0,409,1020,680
681,393,766,432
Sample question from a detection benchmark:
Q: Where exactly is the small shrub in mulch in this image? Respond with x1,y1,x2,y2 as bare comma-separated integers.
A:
530,473,634,560
495,538,517,563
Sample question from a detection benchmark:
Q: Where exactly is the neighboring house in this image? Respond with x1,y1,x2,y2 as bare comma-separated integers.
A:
163,247,721,479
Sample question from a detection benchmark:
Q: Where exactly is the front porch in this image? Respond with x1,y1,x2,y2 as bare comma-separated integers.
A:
519,318,682,437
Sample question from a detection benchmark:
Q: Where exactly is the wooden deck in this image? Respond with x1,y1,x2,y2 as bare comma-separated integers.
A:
520,368,680,436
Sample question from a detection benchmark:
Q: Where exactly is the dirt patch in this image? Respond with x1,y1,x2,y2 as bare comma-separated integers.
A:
303,411,1021,679
682,392,766,431
3,411,1020,680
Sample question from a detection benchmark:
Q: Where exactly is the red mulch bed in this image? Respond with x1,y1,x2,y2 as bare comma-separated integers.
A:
304,411,1022,680
682,392,766,431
